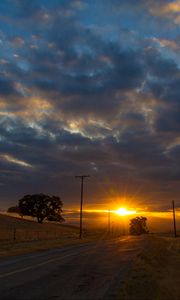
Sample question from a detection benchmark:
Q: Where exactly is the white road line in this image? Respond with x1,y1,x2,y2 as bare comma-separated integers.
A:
117,238,129,242
0,252,79,279
0,243,91,266
0,237,130,279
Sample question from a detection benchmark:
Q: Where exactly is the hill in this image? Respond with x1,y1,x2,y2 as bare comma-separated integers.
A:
0,213,82,257
0,213,79,241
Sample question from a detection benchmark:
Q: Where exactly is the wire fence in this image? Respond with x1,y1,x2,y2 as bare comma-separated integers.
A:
0,227,79,242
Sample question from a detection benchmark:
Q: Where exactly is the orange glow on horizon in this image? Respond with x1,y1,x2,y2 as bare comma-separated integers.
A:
64,206,180,219
115,207,137,216
82,207,137,217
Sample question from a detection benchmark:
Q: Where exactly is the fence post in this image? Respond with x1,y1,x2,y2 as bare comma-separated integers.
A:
13,227,16,241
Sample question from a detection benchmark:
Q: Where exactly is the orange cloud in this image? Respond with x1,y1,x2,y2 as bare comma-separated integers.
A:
150,1,180,23
0,154,33,168
156,38,179,51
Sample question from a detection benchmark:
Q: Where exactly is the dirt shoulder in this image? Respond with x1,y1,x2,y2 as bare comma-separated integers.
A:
0,230,109,258
0,237,92,258
118,235,180,300
0,213,107,258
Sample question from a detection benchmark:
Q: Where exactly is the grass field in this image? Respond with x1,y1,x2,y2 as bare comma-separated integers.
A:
0,213,109,257
1,214,179,300
0,213,86,257
0,213,80,241
119,235,180,300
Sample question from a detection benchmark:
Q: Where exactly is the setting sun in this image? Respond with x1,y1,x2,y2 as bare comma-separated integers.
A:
115,207,136,216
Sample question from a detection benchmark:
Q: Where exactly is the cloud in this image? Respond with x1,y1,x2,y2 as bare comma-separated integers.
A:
149,1,180,20
0,154,33,168
0,77,17,96
0,0,180,210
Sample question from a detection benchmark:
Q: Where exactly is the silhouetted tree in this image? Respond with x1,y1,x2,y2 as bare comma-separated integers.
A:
7,206,20,214
7,205,24,218
129,216,149,235
18,193,64,223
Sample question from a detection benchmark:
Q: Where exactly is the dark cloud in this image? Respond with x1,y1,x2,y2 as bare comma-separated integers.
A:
0,78,17,96
145,49,179,78
0,0,179,211
156,108,180,133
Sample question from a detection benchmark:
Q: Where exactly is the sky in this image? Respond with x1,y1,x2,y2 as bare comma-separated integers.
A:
0,0,180,213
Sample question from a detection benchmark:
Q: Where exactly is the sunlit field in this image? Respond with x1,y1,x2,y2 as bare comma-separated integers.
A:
0,213,180,299
2,207,180,235
0,213,79,241
0,213,82,257
119,236,180,300
64,208,180,234
0,207,179,259
0,213,112,257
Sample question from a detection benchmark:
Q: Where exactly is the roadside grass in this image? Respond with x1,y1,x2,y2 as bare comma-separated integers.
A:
0,213,79,257
0,214,109,257
0,213,80,238
119,235,180,300
0,237,92,258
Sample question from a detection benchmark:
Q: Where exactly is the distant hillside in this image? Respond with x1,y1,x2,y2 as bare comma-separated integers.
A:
0,213,79,242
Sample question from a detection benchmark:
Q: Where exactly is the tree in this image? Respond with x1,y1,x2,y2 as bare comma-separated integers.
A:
7,205,20,214
129,216,149,235
18,193,64,223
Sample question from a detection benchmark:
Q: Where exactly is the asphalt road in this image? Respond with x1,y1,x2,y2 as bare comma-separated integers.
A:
0,236,145,300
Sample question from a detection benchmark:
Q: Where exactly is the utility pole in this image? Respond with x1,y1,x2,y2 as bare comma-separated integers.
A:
108,209,111,235
172,200,177,238
75,175,90,239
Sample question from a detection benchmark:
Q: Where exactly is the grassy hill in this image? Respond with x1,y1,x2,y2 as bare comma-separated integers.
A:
0,213,82,257
0,213,79,239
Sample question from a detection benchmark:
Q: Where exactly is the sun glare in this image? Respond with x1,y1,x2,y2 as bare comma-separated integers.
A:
115,207,136,216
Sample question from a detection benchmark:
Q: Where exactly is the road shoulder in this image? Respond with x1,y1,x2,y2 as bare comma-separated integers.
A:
118,236,180,300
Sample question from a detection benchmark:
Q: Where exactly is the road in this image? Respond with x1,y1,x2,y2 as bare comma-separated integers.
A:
0,236,145,300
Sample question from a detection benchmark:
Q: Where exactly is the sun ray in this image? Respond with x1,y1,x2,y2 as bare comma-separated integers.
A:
115,207,136,216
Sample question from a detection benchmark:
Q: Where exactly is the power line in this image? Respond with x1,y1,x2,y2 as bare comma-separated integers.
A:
75,175,90,239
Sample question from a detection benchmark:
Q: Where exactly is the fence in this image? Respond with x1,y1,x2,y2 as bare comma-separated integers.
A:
0,227,79,242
